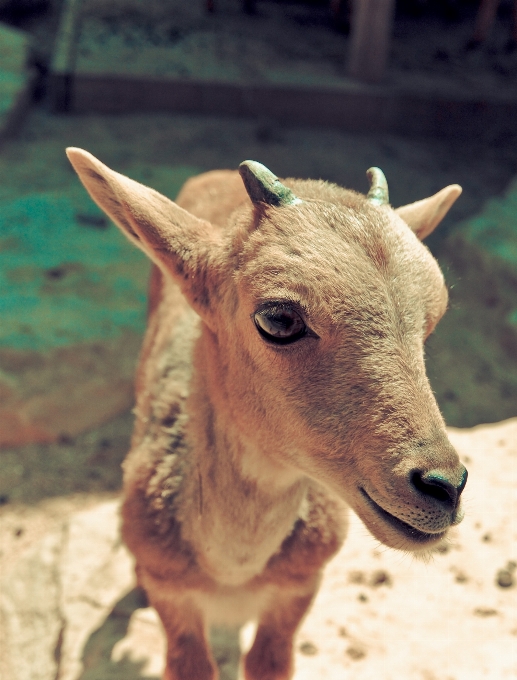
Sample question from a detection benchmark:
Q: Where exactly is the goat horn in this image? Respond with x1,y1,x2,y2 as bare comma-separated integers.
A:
239,161,301,207
366,167,389,206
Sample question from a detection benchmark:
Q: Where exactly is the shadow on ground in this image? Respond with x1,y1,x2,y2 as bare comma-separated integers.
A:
79,587,241,680
79,588,155,680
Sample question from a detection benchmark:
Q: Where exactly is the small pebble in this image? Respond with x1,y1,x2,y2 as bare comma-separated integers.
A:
45,267,65,280
358,593,368,602
348,570,364,584
474,608,498,617
370,569,392,587
76,213,109,229
496,569,514,588
346,646,366,661
299,641,318,656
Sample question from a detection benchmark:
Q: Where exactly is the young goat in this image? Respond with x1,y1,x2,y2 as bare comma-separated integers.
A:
67,149,468,680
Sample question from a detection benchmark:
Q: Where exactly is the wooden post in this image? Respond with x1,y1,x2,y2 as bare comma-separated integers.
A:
348,0,395,83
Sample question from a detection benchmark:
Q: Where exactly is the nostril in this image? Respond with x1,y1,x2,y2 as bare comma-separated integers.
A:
410,467,467,508
411,471,453,504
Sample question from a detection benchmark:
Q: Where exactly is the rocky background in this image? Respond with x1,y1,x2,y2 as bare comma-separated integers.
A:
0,1,516,678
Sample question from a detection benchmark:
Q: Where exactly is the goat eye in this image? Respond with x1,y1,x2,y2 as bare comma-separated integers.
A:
254,305,307,344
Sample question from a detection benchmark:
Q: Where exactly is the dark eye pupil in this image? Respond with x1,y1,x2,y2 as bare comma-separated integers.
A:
254,307,306,344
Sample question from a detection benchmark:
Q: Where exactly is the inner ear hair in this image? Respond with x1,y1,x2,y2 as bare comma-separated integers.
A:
66,147,218,315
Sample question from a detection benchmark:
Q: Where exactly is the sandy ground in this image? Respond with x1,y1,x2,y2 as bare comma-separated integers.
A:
0,418,515,680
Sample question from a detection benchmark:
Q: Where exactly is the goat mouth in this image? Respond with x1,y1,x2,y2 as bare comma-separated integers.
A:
359,488,446,544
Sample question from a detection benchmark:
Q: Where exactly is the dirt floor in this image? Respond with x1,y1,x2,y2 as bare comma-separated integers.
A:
1,419,516,680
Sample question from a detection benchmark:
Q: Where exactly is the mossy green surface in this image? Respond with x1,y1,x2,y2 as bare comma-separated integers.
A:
456,176,517,329
427,179,517,427
460,177,517,269
0,166,199,353
0,189,150,351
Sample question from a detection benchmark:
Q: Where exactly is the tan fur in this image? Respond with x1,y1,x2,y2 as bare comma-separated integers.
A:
66,148,466,680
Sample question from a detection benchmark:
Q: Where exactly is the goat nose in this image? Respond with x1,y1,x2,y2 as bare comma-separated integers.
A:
410,466,468,509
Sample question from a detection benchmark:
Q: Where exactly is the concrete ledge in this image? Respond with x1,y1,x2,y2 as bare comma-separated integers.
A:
48,0,517,138
63,73,517,139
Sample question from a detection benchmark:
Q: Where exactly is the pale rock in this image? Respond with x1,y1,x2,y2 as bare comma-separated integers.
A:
0,500,134,680
0,420,516,679
0,529,64,680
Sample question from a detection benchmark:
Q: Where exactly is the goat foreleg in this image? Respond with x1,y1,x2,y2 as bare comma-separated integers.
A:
152,595,218,680
243,583,319,680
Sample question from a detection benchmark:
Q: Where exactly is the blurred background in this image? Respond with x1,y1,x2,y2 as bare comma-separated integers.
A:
0,0,516,502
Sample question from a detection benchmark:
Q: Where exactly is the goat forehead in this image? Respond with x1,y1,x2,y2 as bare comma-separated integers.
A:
234,205,434,306
235,200,417,271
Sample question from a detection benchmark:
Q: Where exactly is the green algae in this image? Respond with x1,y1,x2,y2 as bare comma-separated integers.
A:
0,189,150,351
453,177,517,336
457,177,517,270
0,161,201,352
427,176,517,427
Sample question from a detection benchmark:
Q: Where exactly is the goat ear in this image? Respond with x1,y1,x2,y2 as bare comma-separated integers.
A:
395,185,462,240
66,147,217,312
